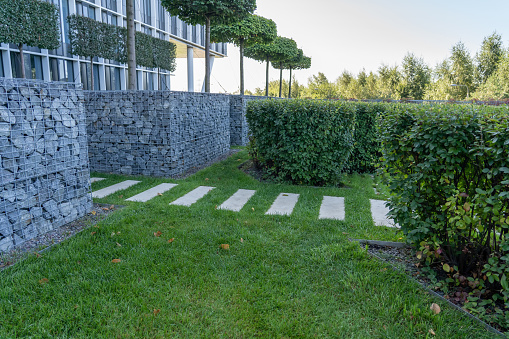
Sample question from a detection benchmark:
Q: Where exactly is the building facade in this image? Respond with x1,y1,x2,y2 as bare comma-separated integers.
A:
0,0,227,91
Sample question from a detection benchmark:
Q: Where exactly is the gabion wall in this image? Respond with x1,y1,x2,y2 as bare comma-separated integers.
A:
0,79,92,253
85,91,231,177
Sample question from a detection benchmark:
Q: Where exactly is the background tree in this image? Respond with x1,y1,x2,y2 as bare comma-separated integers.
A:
0,0,60,79
304,72,338,99
399,53,430,99
449,41,475,98
267,37,299,97
279,49,311,98
211,14,276,95
160,0,256,93
245,36,298,96
376,64,401,99
473,50,509,100
474,32,503,86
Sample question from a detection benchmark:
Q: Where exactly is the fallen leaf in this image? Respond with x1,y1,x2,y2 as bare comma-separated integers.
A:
430,303,441,315
39,278,49,284
119,195,123,198
116,242,121,247
153,309,161,316
91,210,96,215
111,232,116,237
220,244,230,250
240,238,244,243
110,205,114,210
251,207,255,211
111,259,121,263
429,329,436,336
157,193,163,196
168,238,175,243
342,232,348,235
215,205,218,209
237,159,241,161
282,194,288,196
154,231,162,237
205,178,209,181
117,232,120,235
34,252,41,258
94,225,100,228
91,231,96,235
102,207,109,211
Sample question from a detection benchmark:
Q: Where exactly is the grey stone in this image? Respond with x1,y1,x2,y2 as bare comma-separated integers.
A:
0,123,10,137
0,106,16,124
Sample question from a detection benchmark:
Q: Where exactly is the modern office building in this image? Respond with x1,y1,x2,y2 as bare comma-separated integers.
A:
0,0,227,91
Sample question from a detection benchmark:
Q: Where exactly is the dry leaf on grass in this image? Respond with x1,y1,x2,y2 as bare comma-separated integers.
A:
154,231,162,237
110,205,114,210
39,278,49,284
157,193,163,196
33,252,41,258
153,309,161,316
205,178,209,181
116,242,121,247
220,244,230,250
91,210,96,216
91,231,96,235
430,303,441,314
168,238,175,243
429,329,436,335
240,238,244,243
111,259,121,263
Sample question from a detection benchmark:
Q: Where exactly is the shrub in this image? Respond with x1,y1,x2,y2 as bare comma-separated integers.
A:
246,99,356,186
347,102,387,173
379,103,509,273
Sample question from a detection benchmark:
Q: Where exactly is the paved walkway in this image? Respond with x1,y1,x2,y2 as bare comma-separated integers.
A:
90,178,398,227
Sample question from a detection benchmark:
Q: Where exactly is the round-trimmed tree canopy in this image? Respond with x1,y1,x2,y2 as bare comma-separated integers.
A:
211,14,277,47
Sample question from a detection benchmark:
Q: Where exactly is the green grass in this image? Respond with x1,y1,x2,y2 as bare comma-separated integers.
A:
0,150,499,338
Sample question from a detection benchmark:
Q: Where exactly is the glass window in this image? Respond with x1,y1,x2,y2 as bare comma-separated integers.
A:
171,17,177,35
62,0,69,43
93,64,100,90
10,51,22,78
0,53,4,78
113,67,121,90
31,55,44,80
80,62,90,89
105,66,111,90
67,60,75,82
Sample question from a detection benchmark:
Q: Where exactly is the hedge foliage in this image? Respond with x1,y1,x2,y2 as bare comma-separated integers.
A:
379,103,509,270
67,15,176,72
346,102,386,173
0,0,60,50
246,99,356,186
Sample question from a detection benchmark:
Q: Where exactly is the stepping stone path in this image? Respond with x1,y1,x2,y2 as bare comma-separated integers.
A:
218,189,256,212
126,183,178,202
370,199,399,228
319,196,345,220
170,186,215,207
90,181,397,226
266,193,300,216
92,180,141,198
91,177,105,183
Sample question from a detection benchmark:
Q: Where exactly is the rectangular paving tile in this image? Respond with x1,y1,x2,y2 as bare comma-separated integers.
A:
370,199,399,228
90,177,105,183
92,180,141,199
126,183,178,202
218,189,256,212
265,193,300,216
170,186,215,207
319,196,345,220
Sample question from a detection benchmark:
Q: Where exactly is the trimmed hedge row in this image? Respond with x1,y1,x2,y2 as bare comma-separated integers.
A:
246,99,356,186
379,103,509,270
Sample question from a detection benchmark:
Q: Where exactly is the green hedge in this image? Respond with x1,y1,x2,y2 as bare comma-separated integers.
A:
246,99,356,186
347,102,387,173
379,103,509,268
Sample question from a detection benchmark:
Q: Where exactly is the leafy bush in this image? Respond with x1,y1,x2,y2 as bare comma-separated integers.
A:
246,99,356,186
347,102,387,173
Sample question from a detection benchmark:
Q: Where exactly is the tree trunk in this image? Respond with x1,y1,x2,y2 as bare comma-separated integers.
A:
288,67,293,98
239,39,244,95
265,56,269,96
158,68,161,90
126,0,136,90
18,44,26,79
205,16,211,93
279,64,283,98
90,56,94,90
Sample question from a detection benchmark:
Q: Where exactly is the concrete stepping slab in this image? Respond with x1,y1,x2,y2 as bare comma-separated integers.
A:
91,177,106,183
92,180,141,199
126,183,178,202
370,199,399,228
319,196,345,220
265,193,300,216
218,189,256,212
170,186,215,207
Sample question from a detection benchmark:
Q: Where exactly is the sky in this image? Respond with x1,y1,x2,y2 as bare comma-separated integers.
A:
170,0,509,94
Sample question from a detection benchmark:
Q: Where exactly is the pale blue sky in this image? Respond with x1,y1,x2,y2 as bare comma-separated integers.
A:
171,0,509,93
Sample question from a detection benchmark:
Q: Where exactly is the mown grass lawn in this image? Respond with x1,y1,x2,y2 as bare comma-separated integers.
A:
0,150,498,338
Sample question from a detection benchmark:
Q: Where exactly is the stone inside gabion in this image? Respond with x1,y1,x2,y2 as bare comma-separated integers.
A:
0,79,92,253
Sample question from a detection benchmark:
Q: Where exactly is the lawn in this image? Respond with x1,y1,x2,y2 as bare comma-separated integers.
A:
0,150,498,338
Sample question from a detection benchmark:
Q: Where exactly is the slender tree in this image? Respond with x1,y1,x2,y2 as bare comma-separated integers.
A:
245,36,298,96
160,0,256,93
278,49,311,98
399,53,430,100
475,32,504,86
0,0,60,79
211,14,276,95
126,0,136,89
